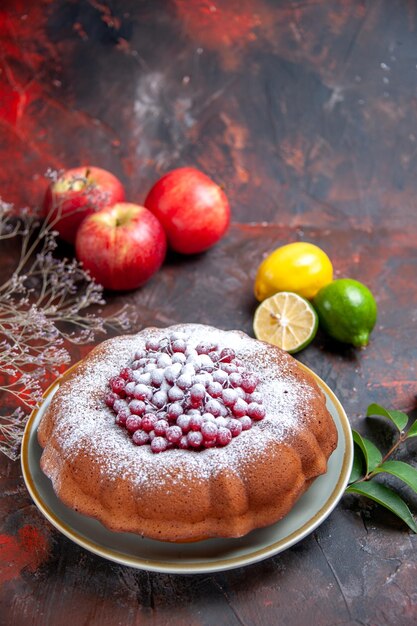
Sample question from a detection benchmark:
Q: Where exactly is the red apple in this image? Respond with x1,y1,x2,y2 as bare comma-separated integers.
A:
43,166,125,244
75,203,167,291
144,167,230,254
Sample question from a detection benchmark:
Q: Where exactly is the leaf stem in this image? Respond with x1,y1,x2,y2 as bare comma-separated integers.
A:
355,430,409,483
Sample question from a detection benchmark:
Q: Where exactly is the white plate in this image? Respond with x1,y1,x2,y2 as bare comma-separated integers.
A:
21,363,353,574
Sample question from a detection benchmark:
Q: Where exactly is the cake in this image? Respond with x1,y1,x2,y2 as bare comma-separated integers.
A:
37,323,338,542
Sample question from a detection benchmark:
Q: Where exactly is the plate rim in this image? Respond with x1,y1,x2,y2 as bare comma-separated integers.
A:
21,361,353,574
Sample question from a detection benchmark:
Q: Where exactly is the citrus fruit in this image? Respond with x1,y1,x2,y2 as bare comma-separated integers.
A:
313,278,377,347
253,292,318,353
254,242,333,302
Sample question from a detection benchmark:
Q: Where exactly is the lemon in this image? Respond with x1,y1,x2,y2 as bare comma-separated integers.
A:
253,292,318,353
254,242,333,302
313,279,377,347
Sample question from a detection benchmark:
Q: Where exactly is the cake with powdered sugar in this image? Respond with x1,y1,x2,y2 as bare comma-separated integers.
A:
37,323,338,542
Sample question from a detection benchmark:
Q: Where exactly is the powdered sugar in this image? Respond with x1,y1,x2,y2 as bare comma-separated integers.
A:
43,324,315,489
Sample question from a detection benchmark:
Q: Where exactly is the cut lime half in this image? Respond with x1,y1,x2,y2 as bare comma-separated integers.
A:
253,292,318,354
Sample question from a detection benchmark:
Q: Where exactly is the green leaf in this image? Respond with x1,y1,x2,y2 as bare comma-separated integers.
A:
372,460,417,493
366,403,408,432
406,419,417,439
346,481,417,533
349,444,365,484
352,429,382,473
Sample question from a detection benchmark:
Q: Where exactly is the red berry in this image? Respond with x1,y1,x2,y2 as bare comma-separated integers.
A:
232,398,248,417
120,367,133,381
208,350,220,363
141,414,157,432
228,418,242,437
194,373,209,387
132,430,150,446
189,415,203,431
222,388,237,407
212,370,228,385
220,362,238,374
177,414,191,433
247,403,266,420
220,348,235,363
167,385,184,402
172,352,186,364
133,371,151,385
182,362,196,376
125,381,136,397
205,398,222,417
110,376,126,396
164,363,182,384
219,404,228,417
215,416,228,428
179,435,189,449
166,425,182,443
172,338,186,353
190,383,205,406
115,408,130,426
196,341,216,355
129,399,146,416
198,354,214,371
146,338,160,352
151,436,168,453
248,391,263,404
188,431,203,448
154,419,169,436
134,383,152,401
126,416,142,433
216,427,232,446
150,369,164,387
167,402,183,421
207,381,223,398
201,421,218,441
152,389,168,408
185,348,198,362
105,392,118,408
157,353,172,368
177,374,193,390
229,373,242,388
113,399,128,413
241,374,258,393
240,416,252,431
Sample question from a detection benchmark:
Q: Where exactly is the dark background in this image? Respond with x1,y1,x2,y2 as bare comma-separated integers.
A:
1,1,417,624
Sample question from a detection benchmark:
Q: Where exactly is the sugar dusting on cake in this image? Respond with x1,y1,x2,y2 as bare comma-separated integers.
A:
44,324,315,490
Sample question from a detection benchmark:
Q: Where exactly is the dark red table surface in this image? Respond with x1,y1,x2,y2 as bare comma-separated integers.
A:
1,1,417,624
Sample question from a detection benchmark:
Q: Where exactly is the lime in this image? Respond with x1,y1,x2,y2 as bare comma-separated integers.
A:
253,292,318,353
254,242,333,302
313,279,377,347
